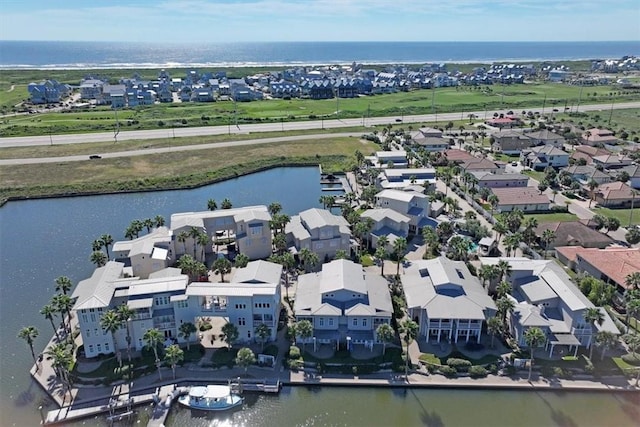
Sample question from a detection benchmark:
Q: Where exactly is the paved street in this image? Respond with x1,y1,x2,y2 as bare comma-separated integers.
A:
2,101,639,148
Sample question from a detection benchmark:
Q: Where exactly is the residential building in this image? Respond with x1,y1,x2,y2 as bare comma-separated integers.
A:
521,146,569,170
534,221,614,250
170,206,272,261
568,247,640,293
285,208,351,263
369,151,408,168
591,154,633,170
376,168,436,191
480,258,618,354
403,257,496,344
112,226,174,279
471,172,529,189
490,187,551,212
570,145,611,165
28,80,70,104
360,208,410,249
594,181,637,208
79,78,105,100
582,128,619,146
293,259,393,349
563,165,614,185
612,164,640,189
485,117,521,129
492,131,532,155
375,189,433,233
444,149,475,164
460,158,501,174
525,129,566,148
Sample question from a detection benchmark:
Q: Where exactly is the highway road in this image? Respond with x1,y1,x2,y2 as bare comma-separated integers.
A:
1,101,639,148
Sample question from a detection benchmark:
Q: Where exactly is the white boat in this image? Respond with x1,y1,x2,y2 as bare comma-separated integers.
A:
178,385,244,411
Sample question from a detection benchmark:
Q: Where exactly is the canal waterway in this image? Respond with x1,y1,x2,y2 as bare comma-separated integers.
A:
0,166,637,426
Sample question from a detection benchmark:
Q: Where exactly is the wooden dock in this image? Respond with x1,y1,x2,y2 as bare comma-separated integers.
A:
230,378,282,394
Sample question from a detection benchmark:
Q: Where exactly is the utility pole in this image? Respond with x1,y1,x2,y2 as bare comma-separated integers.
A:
49,126,53,146
630,191,636,228
113,106,120,143
608,99,615,125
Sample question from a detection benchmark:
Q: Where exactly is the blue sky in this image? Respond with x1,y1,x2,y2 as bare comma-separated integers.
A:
1,0,638,42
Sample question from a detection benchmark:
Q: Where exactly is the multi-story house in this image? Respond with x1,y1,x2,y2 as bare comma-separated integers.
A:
294,259,393,349
285,208,351,264
112,226,174,279
480,258,619,356
521,146,569,170
403,257,496,344
360,208,410,249
375,189,431,233
376,168,436,191
471,172,529,189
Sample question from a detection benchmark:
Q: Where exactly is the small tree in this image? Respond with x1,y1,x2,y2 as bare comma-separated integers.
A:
376,323,394,356
220,322,239,348
143,328,164,380
18,326,39,365
236,347,256,374
234,253,250,269
594,331,617,361
400,319,418,378
212,257,232,282
295,320,313,353
487,316,503,349
164,344,184,380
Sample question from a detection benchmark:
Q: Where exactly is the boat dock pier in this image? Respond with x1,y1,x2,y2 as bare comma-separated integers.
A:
230,378,282,394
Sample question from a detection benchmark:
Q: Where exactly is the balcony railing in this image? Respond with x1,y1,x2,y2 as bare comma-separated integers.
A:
154,320,176,330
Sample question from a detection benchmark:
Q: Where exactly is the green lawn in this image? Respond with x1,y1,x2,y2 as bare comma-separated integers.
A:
524,212,579,223
591,206,640,226
522,170,546,182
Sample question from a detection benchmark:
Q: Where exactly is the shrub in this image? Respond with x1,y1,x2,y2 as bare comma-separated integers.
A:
419,353,441,366
487,364,498,375
550,205,569,213
446,358,472,372
289,345,301,359
287,359,303,370
469,365,488,378
621,353,640,366
439,366,458,377
504,365,517,376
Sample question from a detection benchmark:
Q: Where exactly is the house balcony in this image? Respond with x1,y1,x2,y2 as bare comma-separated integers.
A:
201,303,228,313
135,312,152,320
253,320,275,328
154,319,176,330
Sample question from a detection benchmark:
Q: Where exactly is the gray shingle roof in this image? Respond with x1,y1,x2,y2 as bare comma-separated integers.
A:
72,261,124,310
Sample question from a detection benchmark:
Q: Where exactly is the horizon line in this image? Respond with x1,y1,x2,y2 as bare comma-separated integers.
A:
1,39,639,44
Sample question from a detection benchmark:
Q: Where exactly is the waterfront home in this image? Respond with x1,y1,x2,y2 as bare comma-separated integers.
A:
360,208,411,249
556,247,640,293
593,181,637,208
98,84,126,106
28,79,70,104
376,168,437,191
73,260,282,359
403,257,496,344
480,258,618,355
79,78,105,100
534,221,614,250
375,189,432,234
170,206,272,261
520,146,569,170
490,187,550,213
112,226,174,279
285,208,351,264
471,171,529,189
368,151,408,168
293,259,393,350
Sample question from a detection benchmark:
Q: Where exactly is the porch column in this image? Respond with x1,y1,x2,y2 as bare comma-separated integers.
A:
573,345,578,357
477,329,481,343
466,328,471,343
549,343,554,358
449,325,453,341
437,327,441,343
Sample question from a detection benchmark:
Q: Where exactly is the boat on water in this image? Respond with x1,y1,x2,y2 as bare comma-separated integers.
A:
178,385,244,411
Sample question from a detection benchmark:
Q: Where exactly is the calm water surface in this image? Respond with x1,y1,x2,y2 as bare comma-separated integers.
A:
0,166,637,426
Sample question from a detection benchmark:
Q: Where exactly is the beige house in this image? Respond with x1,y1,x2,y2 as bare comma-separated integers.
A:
286,208,351,264
491,187,551,212
112,227,173,279
360,208,411,249
375,189,433,233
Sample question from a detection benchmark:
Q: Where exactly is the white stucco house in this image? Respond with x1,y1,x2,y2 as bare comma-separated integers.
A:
285,208,351,264
375,189,434,233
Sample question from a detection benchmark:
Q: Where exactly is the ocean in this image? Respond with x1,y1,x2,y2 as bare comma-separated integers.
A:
0,40,638,69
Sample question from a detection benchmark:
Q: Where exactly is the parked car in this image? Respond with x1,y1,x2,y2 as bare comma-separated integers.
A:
89,155,102,160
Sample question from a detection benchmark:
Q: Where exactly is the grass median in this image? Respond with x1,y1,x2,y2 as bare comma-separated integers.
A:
0,135,377,205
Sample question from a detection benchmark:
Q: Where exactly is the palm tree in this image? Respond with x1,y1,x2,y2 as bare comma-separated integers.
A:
584,307,605,360
178,322,197,350
197,232,210,261
422,226,438,259
496,296,515,331
400,319,418,378
52,293,73,335
92,239,103,253
212,257,232,282
143,328,164,380
117,304,136,364
587,179,599,207
235,347,256,375
268,202,282,216
143,218,155,233
255,323,272,350
488,194,500,216
299,248,318,272
100,309,122,366
154,215,166,227
234,253,250,269
487,316,503,349
625,272,640,291
393,237,408,276
497,260,512,282
375,245,388,276
493,220,507,244
54,276,73,295
594,331,617,360
334,249,349,260
90,250,107,267
221,198,233,209
496,281,512,299
295,320,313,353
46,343,73,400
189,227,200,258
18,326,39,365
41,304,61,342
207,198,218,211
376,323,394,356
177,231,189,255
273,233,287,255
100,234,114,259
279,252,296,299
541,229,556,258
504,232,522,257
220,322,239,348
164,344,184,380
524,327,546,381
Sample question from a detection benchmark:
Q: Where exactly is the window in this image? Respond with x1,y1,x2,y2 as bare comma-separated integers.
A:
362,319,367,327
94,328,99,336
455,269,464,279
88,344,94,353
238,317,246,326
97,344,102,353
352,318,358,327
319,318,324,327
81,314,88,323
105,343,110,352
86,329,90,337
328,318,334,326
90,313,96,322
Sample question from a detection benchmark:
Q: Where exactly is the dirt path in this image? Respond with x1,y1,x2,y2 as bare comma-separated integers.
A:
7,84,15,92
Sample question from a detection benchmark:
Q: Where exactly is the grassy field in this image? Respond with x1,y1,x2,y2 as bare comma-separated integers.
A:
592,206,640,226
2,80,637,137
0,135,377,204
524,212,579,223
